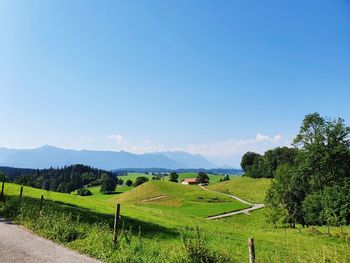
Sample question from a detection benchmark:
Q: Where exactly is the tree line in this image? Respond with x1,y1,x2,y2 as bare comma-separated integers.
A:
241,147,297,178
0,164,116,194
241,113,350,228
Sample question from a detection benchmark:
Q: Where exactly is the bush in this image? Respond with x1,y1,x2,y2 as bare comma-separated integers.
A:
77,188,93,196
126,180,133,186
133,177,149,187
169,172,179,183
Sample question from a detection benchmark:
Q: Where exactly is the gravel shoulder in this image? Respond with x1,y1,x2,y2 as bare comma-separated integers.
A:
0,217,101,263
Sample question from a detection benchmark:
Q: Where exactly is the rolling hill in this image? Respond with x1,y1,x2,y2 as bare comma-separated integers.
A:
207,177,271,203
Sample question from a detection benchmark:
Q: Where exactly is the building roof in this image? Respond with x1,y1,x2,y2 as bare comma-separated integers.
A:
183,178,197,183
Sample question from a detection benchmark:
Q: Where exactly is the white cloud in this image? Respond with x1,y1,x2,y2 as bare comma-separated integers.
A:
80,136,92,142
103,133,289,167
106,134,124,144
183,134,283,158
256,133,282,142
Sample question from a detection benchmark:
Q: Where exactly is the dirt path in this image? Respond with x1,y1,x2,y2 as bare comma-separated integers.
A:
140,195,165,202
199,186,265,220
0,217,102,263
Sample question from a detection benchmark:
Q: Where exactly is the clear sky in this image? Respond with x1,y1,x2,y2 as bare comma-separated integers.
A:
1,0,350,167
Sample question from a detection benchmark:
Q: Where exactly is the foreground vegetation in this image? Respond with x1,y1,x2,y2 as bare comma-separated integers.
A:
1,178,349,262
265,113,350,228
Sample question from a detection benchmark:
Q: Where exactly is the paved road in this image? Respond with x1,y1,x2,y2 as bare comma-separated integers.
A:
199,186,265,220
0,217,102,263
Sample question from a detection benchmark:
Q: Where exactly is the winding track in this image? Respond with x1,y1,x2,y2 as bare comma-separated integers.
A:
0,217,101,263
199,185,265,220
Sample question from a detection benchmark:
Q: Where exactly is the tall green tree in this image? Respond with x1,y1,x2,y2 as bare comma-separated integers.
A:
100,173,116,194
241,152,261,173
265,113,350,227
197,172,209,184
169,172,179,183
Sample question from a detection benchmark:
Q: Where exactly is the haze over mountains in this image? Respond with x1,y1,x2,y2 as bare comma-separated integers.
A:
0,145,217,170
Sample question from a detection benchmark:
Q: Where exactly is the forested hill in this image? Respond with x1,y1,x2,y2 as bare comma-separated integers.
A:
0,165,114,193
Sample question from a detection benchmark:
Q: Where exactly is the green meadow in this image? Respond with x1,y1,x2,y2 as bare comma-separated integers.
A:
1,178,349,262
120,172,234,185
207,176,271,203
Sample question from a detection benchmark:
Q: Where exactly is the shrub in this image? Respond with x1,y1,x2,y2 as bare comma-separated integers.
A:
77,188,93,196
133,177,149,187
169,172,179,183
126,180,133,186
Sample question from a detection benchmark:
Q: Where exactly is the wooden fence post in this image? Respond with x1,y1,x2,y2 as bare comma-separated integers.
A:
113,204,121,244
248,238,255,263
40,195,44,211
19,186,23,199
0,181,4,201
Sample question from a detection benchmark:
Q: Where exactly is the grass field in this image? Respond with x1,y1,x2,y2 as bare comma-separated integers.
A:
112,181,248,217
207,176,271,203
1,178,349,262
119,172,236,185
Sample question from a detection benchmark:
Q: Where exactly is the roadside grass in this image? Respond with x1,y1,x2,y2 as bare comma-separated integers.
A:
219,209,350,262
207,176,271,203
1,180,350,262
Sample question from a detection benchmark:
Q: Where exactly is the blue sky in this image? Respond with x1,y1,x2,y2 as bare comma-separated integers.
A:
1,0,350,166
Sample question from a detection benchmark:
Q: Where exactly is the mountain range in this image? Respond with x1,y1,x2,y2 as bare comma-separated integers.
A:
0,145,216,170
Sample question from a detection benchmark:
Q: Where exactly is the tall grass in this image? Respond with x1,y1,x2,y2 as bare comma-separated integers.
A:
0,195,233,263
1,182,350,263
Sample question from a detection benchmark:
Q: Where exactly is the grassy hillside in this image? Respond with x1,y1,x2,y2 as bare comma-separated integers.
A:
1,180,349,262
207,176,271,203
112,181,249,217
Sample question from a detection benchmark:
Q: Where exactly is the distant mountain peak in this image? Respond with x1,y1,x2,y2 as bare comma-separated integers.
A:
0,145,217,170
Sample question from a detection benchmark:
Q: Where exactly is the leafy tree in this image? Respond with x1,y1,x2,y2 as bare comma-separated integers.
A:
100,173,116,194
265,113,350,228
246,156,265,178
302,192,324,226
11,164,111,193
134,176,149,187
241,152,261,172
262,147,298,178
241,147,297,178
293,113,350,191
265,164,307,228
219,174,230,182
197,172,209,184
126,179,133,186
117,178,124,185
169,172,179,183
321,183,350,227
